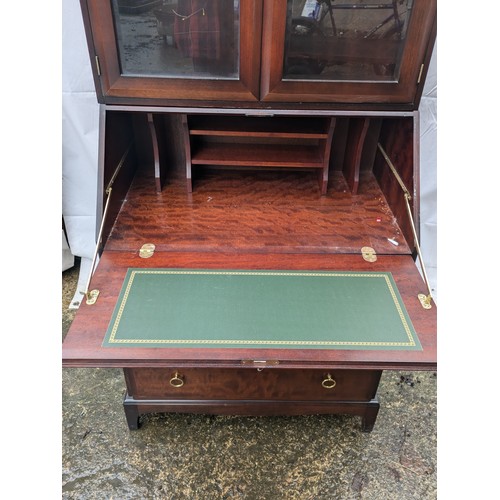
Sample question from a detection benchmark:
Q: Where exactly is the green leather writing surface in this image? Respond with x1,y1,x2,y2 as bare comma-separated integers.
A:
102,269,422,350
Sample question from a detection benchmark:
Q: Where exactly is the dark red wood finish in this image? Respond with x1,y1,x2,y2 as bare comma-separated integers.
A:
260,0,436,106
93,107,421,254
122,368,382,431
79,0,436,109
63,121,436,370
66,1,437,431
82,0,263,103
374,116,418,246
125,368,382,401
343,117,370,194
62,250,436,370
122,395,381,432
182,114,336,194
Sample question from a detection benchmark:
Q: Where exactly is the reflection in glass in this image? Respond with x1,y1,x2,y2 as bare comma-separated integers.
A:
112,0,239,79
284,0,413,81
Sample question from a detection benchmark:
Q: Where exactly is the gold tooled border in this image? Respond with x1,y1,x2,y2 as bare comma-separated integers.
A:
106,270,419,348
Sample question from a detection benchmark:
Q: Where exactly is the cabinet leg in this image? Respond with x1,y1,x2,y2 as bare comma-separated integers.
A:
123,400,141,430
361,398,380,433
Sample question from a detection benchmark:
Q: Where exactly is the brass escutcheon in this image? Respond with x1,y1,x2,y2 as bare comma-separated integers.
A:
241,360,280,368
322,373,336,389
169,372,184,388
361,246,377,262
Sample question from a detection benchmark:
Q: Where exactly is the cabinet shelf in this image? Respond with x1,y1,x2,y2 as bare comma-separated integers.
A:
189,116,331,139
191,143,325,168
183,114,335,195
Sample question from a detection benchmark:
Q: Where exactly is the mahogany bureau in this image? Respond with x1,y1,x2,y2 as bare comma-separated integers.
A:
62,0,437,432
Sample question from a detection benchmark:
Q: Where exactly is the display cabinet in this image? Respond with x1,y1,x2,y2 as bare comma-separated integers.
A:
82,0,435,107
62,0,437,432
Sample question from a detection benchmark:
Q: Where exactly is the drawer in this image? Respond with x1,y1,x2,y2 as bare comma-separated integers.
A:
124,368,382,402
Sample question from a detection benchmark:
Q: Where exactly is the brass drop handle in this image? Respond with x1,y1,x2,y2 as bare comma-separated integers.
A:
170,372,184,388
321,373,336,389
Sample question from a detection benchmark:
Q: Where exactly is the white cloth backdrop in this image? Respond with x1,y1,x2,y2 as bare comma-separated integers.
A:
62,0,437,305
62,0,100,305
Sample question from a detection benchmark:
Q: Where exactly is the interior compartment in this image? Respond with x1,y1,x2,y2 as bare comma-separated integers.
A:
97,110,418,258
182,114,336,195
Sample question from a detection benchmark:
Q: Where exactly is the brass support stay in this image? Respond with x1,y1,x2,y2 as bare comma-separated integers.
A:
95,55,101,76
377,143,411,198
82,141,134,304
417,63,425,84
377,143,434,309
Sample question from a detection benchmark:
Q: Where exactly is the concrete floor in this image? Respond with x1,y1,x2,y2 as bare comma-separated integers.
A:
62,259,437,499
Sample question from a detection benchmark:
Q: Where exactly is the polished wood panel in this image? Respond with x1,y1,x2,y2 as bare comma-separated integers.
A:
122,368,382,431
104,163,412,255
70,1,437,433
124,368,381,401
122,395,380,431
260,0,437,106
62,250,436,369
79,0,435,108
98,110,139,247
183,114,335,194
188,115,332,138
374,116,416,245
63,130,435,370
191,143,324,167
83,0,264,103
343,117,370,194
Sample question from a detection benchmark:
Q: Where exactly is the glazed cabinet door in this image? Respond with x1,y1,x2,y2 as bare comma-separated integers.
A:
81,0,435,106
260,0,436,106
82,0,263,103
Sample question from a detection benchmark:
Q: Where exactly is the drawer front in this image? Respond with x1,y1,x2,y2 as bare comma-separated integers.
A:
124,368,382,402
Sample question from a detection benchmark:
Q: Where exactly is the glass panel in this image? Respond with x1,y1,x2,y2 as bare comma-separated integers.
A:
283,0,413,81
111,0,240,79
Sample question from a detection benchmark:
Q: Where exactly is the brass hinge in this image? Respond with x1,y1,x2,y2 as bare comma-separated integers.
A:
139,243,156,258
361,246,377,262
95,55,101,76
418,293,433,310
85,289,100,305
